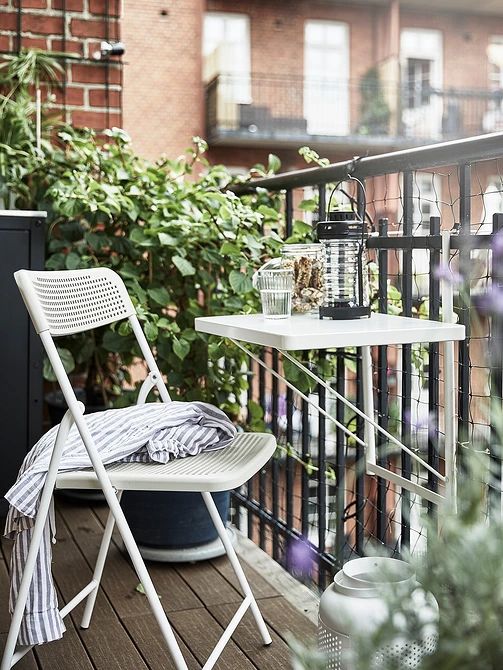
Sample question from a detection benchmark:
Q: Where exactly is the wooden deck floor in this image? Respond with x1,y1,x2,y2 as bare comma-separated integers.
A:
1,498,316,670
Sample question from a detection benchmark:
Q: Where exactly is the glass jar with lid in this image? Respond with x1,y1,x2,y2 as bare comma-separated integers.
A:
280,243,324,314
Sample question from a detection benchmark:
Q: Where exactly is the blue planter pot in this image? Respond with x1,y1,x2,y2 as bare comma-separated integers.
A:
121,490,230,549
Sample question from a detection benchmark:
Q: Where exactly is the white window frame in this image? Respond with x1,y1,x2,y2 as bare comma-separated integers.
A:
400,28,443,139
303,20,350,136
203,12,251,104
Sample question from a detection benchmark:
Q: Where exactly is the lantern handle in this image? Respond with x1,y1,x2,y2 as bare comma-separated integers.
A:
325,175,368,243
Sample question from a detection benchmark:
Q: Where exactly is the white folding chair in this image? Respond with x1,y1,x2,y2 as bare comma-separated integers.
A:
2,268,275,670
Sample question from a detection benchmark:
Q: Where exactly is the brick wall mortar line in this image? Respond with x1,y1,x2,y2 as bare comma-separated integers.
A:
48,103,121,111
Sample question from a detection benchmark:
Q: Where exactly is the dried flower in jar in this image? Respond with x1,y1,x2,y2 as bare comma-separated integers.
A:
282,254,324,313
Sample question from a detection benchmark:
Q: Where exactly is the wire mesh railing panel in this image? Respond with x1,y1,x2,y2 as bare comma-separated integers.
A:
231,135,503,590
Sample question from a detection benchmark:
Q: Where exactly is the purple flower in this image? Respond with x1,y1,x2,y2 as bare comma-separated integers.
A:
287,537,314,578
432,263,463,286
479,285,503,315
403,409,437,438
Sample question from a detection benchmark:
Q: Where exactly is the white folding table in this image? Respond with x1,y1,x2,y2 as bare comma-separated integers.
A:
195,312,465,506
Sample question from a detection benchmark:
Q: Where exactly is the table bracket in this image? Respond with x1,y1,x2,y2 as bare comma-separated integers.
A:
230,338,446,507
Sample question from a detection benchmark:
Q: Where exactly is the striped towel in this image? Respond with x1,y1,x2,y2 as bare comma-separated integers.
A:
4,401,236,646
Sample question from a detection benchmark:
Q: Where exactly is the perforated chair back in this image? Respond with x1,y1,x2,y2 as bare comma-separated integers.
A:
14,268,135,336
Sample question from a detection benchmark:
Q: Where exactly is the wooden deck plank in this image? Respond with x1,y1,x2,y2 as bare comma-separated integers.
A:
0,635,39,670
210,554,280,600
254,596,317,643
121,613,200,670
1,538,92,670
34,626,95,670
93,500,268,607
209,601,295,670
2,499,317,670
169,607,257,670
57,501,204,617
174,561,243,608
53,509,150,670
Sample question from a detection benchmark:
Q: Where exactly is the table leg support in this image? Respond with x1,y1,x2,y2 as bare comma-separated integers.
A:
361,345,376,472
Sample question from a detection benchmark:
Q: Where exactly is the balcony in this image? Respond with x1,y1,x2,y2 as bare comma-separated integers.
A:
206,73,503,151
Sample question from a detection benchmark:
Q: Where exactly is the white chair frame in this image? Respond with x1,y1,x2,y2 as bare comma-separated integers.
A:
1,268,273,670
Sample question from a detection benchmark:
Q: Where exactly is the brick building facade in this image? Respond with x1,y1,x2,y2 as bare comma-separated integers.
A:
0,0,122,129
122,0,203,162
121,0,503,177
3,0,503,176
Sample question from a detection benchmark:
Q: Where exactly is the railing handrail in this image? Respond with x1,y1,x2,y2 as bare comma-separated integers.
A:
209,72,503,94
230,131,503,194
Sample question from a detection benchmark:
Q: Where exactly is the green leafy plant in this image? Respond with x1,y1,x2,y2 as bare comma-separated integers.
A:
0,48,65,153
2,108,287,415
358,67,390,136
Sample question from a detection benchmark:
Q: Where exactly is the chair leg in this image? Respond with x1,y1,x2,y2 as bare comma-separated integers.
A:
1,410,75,670
80,490,122,629
0,502,53,670
107,491,189,670
201,491,272,646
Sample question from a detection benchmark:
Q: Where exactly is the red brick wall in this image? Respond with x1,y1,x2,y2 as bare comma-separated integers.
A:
122,0,204,160
0,0,122,130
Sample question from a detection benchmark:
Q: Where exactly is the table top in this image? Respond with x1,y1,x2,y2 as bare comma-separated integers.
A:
195,313,465,350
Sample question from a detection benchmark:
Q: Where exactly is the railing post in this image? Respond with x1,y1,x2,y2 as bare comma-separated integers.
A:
285,189,294,537
377,217,389,545
271,348,280,560
355,180,366,555
401,170,414,550
317,352,327,585
490,212,503,518
428,216,441,520
457,163,471,467
335,352,346,567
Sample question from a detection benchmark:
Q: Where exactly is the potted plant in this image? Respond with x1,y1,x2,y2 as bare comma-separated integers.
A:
358,67,390,136
46,131,284,557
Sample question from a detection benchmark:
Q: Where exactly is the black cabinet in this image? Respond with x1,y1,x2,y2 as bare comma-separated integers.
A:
0,211,45,517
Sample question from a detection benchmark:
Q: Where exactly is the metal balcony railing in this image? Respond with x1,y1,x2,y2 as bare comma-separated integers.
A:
228,131,503,590
206,73,503,147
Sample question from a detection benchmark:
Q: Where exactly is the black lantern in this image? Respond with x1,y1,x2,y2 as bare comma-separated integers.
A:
316,178,370,320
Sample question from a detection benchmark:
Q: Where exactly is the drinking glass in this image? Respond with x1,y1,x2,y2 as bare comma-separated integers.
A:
253,265,293,319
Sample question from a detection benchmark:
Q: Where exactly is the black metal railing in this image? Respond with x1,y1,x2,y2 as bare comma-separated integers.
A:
206,73,503,147
229,131,503,590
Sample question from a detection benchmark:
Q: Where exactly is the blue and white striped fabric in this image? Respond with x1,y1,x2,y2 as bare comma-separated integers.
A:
4,401,236,646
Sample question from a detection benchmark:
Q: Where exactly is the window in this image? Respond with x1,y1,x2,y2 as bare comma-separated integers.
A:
484,37,503,132
304,20,350,135
406,58,432,109
203,12,251,103
400,29,443,138
488,36,503,91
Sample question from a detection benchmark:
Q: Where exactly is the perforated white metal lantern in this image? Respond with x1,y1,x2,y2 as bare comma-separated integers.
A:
318,557,438,670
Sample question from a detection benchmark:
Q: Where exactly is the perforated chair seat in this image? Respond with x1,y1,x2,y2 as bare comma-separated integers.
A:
55,432,276,493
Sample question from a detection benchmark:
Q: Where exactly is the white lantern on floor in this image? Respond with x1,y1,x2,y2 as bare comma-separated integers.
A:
318,557,438,670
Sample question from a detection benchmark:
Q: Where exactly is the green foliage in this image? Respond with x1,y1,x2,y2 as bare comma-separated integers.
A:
358,67,390,136
0,48,64,89
293,452,503,670
1,83,287,414
298,146,330,168
349,449,503,670
0,49,66,207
